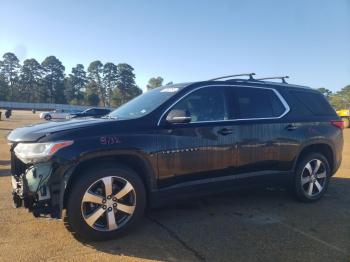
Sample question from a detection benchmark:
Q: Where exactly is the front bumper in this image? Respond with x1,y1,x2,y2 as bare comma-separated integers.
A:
11,160,53,217
10,147,63,218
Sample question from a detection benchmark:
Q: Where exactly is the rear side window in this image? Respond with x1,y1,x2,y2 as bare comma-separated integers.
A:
290,91,336,116
227,87,287,119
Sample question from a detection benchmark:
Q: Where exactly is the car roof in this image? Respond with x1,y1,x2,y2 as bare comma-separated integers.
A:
176,79,312,92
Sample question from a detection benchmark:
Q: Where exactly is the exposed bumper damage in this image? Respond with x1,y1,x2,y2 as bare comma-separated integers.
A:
11,152,60,218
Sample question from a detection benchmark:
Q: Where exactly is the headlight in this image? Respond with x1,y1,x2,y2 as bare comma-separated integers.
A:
14,141,74,164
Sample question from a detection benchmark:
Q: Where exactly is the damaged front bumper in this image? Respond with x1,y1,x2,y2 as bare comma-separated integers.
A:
11,163,52,216
10,150,65,219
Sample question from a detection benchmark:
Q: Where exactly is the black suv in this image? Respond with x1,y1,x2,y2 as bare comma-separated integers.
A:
67,107,111,119
8,74,344,240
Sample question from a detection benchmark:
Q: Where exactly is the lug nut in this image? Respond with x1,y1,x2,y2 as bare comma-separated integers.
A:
102,205,107,210
102,199,106,204
113,203,117,207
107,195,112,200
112,197,117,202
108,207,112,212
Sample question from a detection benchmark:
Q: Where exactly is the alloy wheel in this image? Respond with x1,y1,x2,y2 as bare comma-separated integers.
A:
81,176,136,231
301,159,327,197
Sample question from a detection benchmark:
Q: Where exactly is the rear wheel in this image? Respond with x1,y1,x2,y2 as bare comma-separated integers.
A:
292,153,330,202
44,114,52,121
66,165,146,241
341,117,349,128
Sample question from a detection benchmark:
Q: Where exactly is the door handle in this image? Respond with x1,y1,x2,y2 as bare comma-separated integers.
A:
218,128,233,135
285,124,297,131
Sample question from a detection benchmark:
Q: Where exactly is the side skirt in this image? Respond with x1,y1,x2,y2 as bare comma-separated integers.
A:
149,171,293,207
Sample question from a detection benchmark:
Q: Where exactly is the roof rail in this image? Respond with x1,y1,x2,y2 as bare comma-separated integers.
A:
208,73,256,81
256,76,289,84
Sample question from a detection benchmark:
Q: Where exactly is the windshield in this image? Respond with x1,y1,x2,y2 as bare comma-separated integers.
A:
109,85,184,120
82,109,92,113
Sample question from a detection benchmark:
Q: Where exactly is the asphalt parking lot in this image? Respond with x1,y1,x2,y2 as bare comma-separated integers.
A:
0,111,349,262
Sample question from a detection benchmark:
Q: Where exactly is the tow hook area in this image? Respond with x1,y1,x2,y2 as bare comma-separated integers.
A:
11,163,53,217
12,191,22,208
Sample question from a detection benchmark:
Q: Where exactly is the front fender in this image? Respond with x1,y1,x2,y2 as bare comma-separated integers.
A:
52,147,158,218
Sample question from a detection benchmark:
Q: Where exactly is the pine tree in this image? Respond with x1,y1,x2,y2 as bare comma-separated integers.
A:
0,53,21,100
41,56,66,103
19,58,44,102
87,61,105,106
65,64,87,104
102,62,118,106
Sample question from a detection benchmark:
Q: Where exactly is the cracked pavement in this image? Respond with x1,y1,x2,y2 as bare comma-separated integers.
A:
0,111,349,262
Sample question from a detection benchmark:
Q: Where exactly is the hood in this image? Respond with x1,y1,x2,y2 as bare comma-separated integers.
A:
7,118,115,142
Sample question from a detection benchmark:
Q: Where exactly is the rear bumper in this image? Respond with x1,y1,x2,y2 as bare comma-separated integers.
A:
332,152,342,176
332,130,344,176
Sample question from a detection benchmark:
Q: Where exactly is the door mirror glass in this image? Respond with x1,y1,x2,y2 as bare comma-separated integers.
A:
166,109,192,124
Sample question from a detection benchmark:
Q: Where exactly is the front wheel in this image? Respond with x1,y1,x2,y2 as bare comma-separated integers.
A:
292,153,330,202
44,114,52,121
66,165,146,241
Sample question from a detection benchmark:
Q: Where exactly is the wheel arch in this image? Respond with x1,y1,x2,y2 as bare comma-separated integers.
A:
295,143,335,174
62,153,157,209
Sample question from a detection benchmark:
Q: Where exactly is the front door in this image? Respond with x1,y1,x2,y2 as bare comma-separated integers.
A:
156,85,237,187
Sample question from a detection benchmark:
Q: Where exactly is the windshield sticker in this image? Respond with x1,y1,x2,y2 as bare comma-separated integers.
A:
160,87,179,93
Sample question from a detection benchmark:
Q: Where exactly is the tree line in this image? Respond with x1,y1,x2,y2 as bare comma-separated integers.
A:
0,52,143,107
2,52,347,110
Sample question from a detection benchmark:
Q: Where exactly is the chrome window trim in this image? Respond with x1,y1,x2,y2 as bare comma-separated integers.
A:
157,84,291,126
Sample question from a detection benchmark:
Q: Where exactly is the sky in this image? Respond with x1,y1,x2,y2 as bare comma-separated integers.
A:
0,0,349,92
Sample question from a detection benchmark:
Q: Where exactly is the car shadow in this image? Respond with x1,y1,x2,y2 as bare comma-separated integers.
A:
66,177,350,261
0,169,10,177
0,160,10,177
0,160,10,166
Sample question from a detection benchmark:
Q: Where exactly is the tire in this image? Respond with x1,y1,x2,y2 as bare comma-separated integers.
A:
292,153,330,202
341,117,349,128
44,114,52,121
66,165,146,241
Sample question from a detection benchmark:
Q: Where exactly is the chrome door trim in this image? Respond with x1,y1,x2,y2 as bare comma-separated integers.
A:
157,84,291,126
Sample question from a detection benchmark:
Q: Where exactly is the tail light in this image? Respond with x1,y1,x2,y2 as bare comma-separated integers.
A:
331,120,344,130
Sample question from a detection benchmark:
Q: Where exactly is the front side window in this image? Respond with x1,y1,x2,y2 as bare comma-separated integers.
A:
169,86,225,122
227,87,286,119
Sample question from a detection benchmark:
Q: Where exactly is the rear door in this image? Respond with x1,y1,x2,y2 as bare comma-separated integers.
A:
157,85,237,186
225,86,291,174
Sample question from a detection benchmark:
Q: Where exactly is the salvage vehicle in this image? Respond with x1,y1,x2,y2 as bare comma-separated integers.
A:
8,73,344,240
39,109,82,121
66,108,111,119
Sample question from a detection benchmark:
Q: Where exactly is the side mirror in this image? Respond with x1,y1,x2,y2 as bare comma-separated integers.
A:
166,109,191,124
